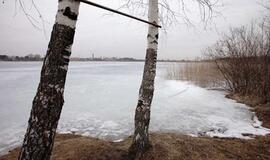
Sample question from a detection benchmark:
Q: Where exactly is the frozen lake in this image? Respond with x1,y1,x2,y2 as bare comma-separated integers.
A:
0,61,269,154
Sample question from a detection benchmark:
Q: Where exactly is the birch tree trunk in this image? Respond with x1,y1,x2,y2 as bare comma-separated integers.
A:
18,0,80,159
128,0,159,159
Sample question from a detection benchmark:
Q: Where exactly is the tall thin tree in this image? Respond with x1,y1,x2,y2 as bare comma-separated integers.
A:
124,0,216,159
18,0,80,159
128,0,159,159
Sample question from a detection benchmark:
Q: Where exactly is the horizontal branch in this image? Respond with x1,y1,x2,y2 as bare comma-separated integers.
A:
76,0,162,28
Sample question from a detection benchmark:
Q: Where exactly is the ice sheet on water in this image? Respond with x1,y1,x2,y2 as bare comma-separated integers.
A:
0,124,26,155
57,114,132,140
150,80,270,138
0,62,269,155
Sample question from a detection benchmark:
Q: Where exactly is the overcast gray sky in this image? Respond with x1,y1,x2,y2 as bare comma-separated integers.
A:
0,0,265,60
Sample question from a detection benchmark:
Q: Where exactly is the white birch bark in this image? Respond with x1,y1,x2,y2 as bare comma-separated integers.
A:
18,1,80,160
56,0,80,29
147,0,159,51
129,0,159,159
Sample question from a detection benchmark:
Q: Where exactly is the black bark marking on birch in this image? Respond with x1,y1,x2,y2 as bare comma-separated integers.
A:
18,24,76,160
128,48,157,160
59,60,68,67
155,34,159,39
62,50,71,57
59,57,70,66
138,100,143,107
63,7,78,20
62,57,70,63
152,40,158,44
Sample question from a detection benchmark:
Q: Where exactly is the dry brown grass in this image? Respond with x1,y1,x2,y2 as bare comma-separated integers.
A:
165,62,224,89
1,133,270,160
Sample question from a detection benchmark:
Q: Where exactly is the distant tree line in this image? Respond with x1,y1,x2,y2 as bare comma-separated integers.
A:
0,54,43,61
0,54,196,62
0,54,141,62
